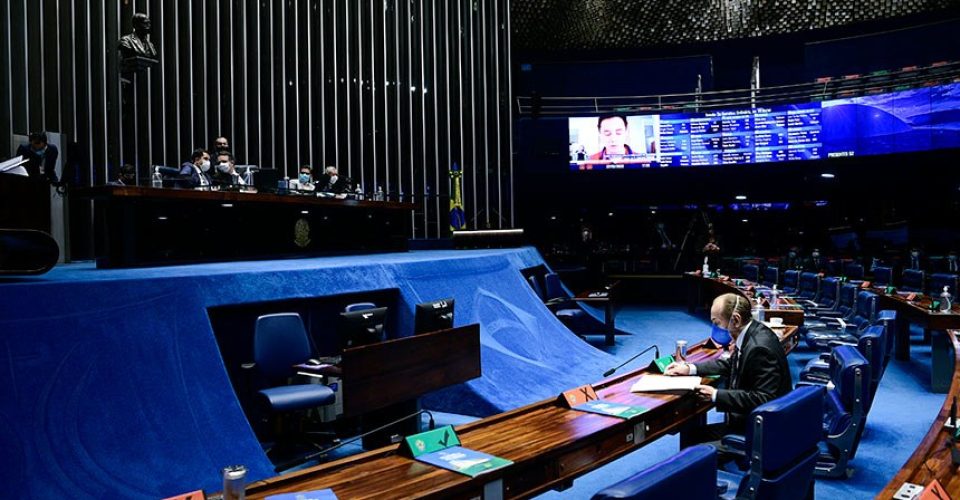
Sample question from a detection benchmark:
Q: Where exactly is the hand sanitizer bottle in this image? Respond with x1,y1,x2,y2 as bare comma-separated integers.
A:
941,286,953,312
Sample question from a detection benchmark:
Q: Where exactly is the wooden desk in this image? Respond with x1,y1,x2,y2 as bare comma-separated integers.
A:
872,291,960,360
341,325,481,418
879,330,960,499
572,282,623,346
244,327,799,499
70,185,415,268
683,273,804,328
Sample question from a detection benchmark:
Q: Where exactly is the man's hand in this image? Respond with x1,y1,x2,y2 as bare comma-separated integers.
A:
694,385,716,401
664,361,691,376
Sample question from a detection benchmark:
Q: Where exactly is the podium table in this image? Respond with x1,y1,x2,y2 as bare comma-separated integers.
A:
71,186,415,268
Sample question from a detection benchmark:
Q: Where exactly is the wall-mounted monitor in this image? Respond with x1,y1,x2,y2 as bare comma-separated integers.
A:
569,82,960,170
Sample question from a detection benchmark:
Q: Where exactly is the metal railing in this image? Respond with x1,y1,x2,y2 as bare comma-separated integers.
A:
516,61,960,116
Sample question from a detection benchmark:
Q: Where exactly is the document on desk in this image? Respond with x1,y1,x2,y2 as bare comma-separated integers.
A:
630,375,701,393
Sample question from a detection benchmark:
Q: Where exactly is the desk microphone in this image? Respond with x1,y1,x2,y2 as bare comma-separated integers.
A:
603,344,659,378
274,409,435,472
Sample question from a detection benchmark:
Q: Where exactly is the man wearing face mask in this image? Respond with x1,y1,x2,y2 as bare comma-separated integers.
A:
318,165,350,194
290,165,316,192
665,293,792,449
906,247,926,271
210,151,245,187
179,148,213,189
804,248,827,274
16,132,59,184
782,246,803,270
939,250,959,274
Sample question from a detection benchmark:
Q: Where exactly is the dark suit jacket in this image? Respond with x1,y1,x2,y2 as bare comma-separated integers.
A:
318,174,351,194
693,321,793,432
178,162,212,189
16,144,59,183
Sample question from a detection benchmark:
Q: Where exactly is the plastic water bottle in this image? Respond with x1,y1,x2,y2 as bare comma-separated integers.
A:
770,285,779,310
355,184,364,200
151,167,163,188
941,286,953,312
375,185,384,201
752,297,764,321
277,176,289,195
702,256,710,275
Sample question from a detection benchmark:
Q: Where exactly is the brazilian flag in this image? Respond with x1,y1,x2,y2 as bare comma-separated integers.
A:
449,163,465,231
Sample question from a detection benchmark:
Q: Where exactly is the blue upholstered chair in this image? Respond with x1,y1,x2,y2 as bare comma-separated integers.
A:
527,275,545,300
871,266,894,287
901,269,925,293
345,302,377,313
804,291,875,350
762,266,779,288
804,276,840,312
742,263,761,283
252,313,337,458
543,272,569,302
781,270,800,295
927,273,959,299
843,262,865,281
591,444,718,500
809,345,871,478
796,272,820,301
800,325,885,403
542,272,595,335
717,386,823,500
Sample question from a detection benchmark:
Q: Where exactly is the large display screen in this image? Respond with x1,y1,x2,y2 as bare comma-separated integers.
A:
569,82,960,170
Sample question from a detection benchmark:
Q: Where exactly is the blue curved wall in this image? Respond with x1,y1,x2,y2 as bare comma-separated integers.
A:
0,247,612,498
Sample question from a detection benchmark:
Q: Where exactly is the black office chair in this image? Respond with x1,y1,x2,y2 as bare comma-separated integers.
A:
251,313,337,461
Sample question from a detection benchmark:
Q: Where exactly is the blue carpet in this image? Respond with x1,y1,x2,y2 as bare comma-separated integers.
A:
535,306,944,499
0,247,611,499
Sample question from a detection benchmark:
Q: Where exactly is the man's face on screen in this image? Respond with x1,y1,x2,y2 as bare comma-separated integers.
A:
599,117,627,155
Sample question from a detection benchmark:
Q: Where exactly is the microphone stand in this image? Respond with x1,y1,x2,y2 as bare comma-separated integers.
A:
274,409,436,473
604,345,660,378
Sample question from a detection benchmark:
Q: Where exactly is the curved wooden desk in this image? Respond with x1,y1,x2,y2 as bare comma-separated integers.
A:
879,330,960,499
244,328,799,499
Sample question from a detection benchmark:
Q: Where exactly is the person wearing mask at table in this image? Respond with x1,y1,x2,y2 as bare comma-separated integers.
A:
781,246,803,270
906,246,926,271
804,248,827,274
318,165,350,194
16,132,59,184
107,164,137,186
940,249,959,274
664,293,792,453
289,165,316,192
210,151,245,187
179,148,213,189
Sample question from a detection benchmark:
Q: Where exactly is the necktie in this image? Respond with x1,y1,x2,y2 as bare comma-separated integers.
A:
730,346,741,389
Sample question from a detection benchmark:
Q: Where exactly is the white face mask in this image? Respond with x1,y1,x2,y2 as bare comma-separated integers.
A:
199,160,211,172
329,175,338,184
217,163,231,173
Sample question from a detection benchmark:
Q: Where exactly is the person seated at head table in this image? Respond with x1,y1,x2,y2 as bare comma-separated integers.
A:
289,165,316,192
664,293,792,457
318,165,351,194
16,132,59,184
179,148,213,189
212,136,231,157
803,248,827,274
209,151,249,189
107,164,137,186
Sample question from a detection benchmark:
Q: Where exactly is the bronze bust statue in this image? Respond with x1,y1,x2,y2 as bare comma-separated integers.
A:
119,13,158,72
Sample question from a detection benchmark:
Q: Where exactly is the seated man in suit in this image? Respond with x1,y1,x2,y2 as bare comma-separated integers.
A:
210,151,246,187
318,165,350,194
665,293,792,450
803,248,827,274
178,148,213,189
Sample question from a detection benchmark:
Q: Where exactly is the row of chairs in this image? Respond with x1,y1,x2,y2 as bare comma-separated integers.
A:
744,264,958,297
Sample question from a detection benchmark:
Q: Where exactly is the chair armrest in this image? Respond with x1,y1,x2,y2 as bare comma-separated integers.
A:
241,362,256,370
720,434,747,457
827,339,857,348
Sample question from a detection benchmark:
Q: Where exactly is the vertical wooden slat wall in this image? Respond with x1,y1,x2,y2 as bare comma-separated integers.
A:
0,0,515,238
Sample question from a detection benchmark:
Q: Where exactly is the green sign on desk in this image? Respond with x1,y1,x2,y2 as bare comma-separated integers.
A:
404,425,513,478
653,355,675,373
572,399,649,420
